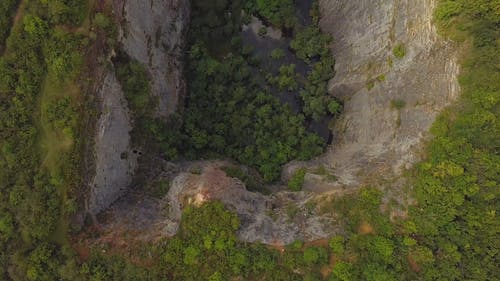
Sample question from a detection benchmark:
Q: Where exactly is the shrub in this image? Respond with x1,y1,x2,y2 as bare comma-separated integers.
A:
270,48,285,59
393,43,406,58
288,168,306,191
255,0,296,28
390,99,406,110
303,247,327,265
329,235,345,255
290,27,332,63
258,26,267,37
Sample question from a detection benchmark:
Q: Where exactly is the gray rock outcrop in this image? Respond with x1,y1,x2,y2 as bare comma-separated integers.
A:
117,0,190,117
166,163,334,244
98,161,335,245
87,0,190,215
88,71,137,215
303,0,460,189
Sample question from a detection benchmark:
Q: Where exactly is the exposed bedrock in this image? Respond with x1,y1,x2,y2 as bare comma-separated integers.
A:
293,0,460,190
98,161,337,245
87,0,190,215
117,0,190,117
87,71,137,215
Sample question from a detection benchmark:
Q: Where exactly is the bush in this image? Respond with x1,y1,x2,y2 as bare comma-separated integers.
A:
290,27,332,63
255,0,296,28
329,235,345,255
390,99,406,109
270,48,285,59
393,43,406,58
288,168,306,191
303,247,327,265
258,26,267,36
268,64,299,91
115,57,152,117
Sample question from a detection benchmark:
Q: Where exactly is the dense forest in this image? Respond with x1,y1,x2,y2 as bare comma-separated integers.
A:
116,0,341,182
0,0,497,280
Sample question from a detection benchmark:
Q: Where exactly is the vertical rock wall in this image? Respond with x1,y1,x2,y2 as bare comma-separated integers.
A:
87,0,190,215
310,0,460,188
117,0,190,117
88,71,137,215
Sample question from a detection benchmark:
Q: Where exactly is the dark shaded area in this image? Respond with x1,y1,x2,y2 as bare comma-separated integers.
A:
296,0,313,26
240,15,333,143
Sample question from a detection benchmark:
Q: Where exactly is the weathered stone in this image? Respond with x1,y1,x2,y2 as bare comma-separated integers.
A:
88,71,137,215
303,0,461,188
118,0,190,117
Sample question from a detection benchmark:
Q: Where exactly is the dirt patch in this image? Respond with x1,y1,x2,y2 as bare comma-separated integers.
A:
321,254,339,278
408,254,421,272
13,0,25,26
358,221,374,235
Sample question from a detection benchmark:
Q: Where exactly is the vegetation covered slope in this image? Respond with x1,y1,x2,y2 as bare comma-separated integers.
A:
408,0,499,279
0,0,90,279
0,0,19,49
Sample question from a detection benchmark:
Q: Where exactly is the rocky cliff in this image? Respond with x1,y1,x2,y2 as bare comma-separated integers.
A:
303,0,460,189
96,161,335,245
87,0,190,215
116,0,190,117
88,71,137,215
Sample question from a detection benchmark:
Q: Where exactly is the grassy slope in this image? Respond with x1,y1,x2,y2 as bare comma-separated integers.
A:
39,72,79,246
38,8,92,247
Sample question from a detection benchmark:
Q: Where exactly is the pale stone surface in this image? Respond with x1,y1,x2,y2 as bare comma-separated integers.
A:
88,71,137,215
98,161,336,244
118,0,190,117
87,0,190,216
298,0,461,189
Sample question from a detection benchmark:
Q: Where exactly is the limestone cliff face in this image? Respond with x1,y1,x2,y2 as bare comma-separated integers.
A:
117,0,190,117
87,0,190,215
308,0,460,188
88,71,137,215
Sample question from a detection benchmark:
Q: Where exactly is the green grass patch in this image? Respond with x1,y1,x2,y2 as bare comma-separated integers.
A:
390,99,406,110
376,74,386,82
288,168,306,191
366,80,375,90
393,43,406,58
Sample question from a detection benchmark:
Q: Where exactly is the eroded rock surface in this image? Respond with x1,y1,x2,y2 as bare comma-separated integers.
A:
88,71,137,215
97,162,335,245
302,0,461,189
86,0,190,216
117,0,190,117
